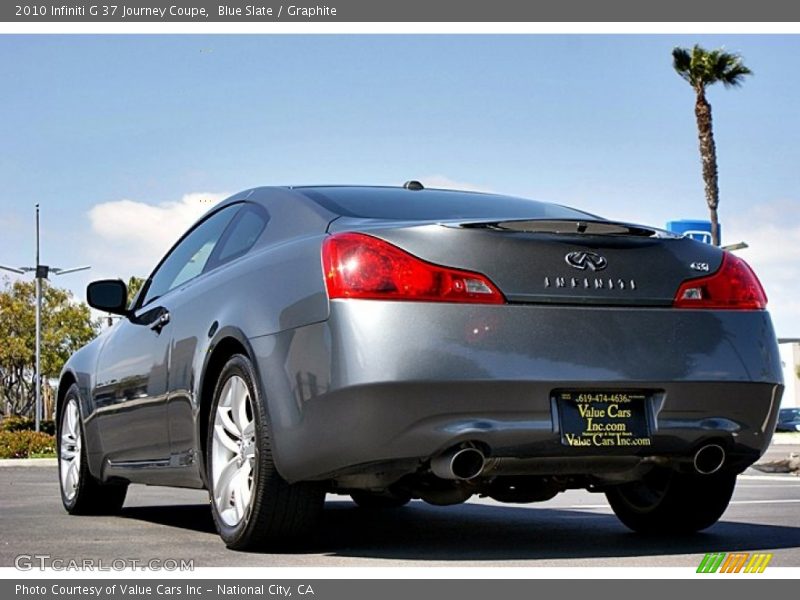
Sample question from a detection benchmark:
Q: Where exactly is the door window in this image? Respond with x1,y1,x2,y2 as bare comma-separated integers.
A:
140,204,240,306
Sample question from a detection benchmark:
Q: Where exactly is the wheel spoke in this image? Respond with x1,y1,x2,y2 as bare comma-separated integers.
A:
231,379,250,433
238,461,253,508
217,406,240,438
232,468,246,520
62,462,71,492
213,456,239,505
213,423,240,453
60,432,75,458
60,459,69,490
65,460,78,494
223,380,235,408
66,404,77,437
70,459,80,490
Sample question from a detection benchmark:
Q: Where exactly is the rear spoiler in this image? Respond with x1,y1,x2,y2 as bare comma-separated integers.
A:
451,218,677,238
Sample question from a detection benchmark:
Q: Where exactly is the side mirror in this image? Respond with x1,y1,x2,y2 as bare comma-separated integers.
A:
87,280,129,316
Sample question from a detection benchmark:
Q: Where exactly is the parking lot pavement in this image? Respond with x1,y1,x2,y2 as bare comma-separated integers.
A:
1,463,798,568
759,440,799,459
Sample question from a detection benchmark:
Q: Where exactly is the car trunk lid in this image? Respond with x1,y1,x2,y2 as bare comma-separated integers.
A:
335,218,723,306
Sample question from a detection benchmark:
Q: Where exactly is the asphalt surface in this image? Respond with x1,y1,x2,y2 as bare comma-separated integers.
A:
1,447,799,568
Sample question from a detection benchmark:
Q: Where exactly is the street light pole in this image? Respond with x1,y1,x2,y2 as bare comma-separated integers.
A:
0,205,90,431
35,205,41,432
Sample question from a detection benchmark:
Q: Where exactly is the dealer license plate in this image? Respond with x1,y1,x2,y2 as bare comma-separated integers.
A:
556,391,652,448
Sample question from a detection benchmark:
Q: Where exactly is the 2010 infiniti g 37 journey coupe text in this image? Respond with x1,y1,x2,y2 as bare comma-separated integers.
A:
58,184,783,549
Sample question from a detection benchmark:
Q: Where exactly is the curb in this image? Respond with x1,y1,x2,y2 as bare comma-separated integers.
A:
0,437,796,468
773,433,800,445
0,458,57,467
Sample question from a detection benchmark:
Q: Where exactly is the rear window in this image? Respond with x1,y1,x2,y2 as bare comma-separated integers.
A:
213,204,269,265
299,187,596,222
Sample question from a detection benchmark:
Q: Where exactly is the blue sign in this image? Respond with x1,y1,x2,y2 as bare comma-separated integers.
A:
666,219,720,245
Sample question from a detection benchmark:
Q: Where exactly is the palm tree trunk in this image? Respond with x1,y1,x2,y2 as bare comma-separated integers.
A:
694,87,721,246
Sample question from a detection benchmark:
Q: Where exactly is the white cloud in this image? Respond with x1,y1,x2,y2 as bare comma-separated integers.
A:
726,199,800,338
87,192,228,279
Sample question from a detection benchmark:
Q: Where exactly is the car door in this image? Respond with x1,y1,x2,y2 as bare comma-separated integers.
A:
93,203,242,467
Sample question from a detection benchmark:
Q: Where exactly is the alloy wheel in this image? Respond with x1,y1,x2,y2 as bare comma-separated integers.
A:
211,375,256,526
59,399,82,502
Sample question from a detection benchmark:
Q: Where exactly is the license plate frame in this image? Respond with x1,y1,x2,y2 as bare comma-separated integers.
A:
555,390,652,449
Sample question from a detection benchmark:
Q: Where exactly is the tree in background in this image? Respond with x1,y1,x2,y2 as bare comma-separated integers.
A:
672,45,752,247
126,276,145,305
0,278,100,417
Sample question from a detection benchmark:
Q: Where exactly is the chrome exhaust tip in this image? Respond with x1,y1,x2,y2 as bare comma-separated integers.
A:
693,444,726,475
431,447,486,480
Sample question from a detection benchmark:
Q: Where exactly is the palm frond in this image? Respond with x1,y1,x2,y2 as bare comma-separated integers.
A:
672,47,693,83
671,44,752,89
716,56,753,87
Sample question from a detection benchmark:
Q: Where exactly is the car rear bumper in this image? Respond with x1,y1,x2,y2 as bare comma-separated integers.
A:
251,301,783,482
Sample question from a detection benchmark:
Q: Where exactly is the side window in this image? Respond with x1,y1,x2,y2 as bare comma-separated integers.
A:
206,204,269,270
140,204,240,307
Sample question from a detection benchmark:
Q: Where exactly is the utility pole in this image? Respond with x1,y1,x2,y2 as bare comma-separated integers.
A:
0,205,90,431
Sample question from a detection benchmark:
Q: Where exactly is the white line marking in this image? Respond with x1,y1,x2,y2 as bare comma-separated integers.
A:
571,498,800,509
739,484,800,488
740,474,800,482
728,499,800,505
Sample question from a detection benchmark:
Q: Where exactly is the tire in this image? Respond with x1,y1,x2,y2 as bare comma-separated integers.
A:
207,354,325,550
58,384,127,515
606,467,736,534
350,490,412,509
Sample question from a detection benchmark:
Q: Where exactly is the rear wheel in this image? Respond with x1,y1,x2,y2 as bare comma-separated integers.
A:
207,354,324,550
58,385,127,515
606,467,736,534
350,489,411,509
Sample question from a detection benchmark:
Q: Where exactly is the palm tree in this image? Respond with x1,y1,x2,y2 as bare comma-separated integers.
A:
672,45,752,246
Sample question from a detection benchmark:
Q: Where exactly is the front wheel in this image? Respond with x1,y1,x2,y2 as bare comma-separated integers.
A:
605,468,736,534
58,385,127,515
207,354,325,550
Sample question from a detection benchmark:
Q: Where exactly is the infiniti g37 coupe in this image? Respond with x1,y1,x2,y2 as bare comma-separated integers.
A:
57,184,783,549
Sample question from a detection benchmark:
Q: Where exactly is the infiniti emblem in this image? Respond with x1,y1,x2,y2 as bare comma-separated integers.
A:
565,251,608,271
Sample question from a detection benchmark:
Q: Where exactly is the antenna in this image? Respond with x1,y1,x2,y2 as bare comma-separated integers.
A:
0,205,91,431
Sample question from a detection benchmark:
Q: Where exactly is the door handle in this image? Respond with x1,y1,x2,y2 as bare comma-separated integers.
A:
150,311,170,333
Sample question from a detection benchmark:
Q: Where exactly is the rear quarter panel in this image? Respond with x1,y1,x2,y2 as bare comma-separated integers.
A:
163,189,333,482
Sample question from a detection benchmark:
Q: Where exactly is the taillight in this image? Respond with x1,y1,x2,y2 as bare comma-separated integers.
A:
673,253,767,310
322,232,506,304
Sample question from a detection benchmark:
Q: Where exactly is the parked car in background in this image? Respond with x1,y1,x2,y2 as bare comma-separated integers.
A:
776,408,800,432
57,184,783,550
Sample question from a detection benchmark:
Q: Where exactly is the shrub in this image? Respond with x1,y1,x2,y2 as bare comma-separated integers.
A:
0,416,55,435
0,415,33,432
0,430,57,459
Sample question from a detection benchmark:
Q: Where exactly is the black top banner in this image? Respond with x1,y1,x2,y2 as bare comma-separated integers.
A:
3,0,800,22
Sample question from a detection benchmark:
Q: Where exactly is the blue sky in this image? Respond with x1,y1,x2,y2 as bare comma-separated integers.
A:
1,34,798,334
